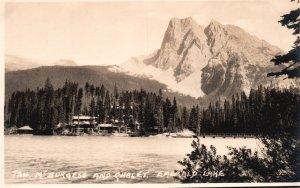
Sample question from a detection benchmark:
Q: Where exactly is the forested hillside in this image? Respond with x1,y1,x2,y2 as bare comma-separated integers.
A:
5,77,299,136
5,66,198,108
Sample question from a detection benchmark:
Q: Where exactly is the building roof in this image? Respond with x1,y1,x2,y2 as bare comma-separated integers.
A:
18,126,33,131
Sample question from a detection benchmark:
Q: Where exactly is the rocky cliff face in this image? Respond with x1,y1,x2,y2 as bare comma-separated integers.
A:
120,17,297,98
143,17,210,82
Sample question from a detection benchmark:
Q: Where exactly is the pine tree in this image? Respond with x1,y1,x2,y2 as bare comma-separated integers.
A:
90,84,95,98
104,91,111,123
188,106,199,132
44,78,56,133
144,95,155,131
75,88,83,115
97,99,105,123
85,82,90,96
100,84,106,101
154,94,163,132
89,98,96,117
113,83,119,100
181,107,189,130
163,98,172,130
268,0,300,78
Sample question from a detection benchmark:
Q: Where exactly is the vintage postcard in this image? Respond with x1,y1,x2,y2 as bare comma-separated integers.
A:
2,0,300,187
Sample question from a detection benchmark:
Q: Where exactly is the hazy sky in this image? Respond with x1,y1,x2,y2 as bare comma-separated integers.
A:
5,0,298,65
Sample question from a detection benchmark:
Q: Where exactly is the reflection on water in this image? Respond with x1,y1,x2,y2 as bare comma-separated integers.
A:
5,135,260,184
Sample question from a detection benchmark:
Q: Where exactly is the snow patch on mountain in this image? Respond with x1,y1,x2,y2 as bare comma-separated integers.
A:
108,58,204,98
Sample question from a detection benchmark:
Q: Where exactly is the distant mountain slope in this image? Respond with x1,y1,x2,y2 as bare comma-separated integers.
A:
5,66,198,107
5,54,77,72
117,17,298,98
6,17,299,104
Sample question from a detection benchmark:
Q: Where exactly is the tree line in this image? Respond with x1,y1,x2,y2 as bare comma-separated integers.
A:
5,78,300,136
199,86,300,136
5,78,181,134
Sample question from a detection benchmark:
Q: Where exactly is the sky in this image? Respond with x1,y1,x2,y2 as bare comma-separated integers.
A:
4,0,298,65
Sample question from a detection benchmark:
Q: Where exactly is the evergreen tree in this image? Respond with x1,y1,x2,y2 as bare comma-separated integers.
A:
113,83,119,100
154,94,163,132
181,107,189,130
97,99,105,123
85,82,90,96
268,0,300,78
144,95,155,131
171,97,179,131
75,88,83,115
89,98,96,117
163,98,172,130
104,91,111,123
100,84,106,101
90,84,95,98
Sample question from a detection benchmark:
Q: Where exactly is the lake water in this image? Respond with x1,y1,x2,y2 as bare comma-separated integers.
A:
5,135,261,184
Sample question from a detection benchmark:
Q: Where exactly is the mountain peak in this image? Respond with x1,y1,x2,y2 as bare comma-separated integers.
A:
205,19,223,33
208,19,222,26
170,16,194,22
155,17,205,70
169,17,199,29
123,17,290,98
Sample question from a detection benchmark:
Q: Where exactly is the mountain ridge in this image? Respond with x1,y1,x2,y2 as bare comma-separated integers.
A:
5,65,199,108
118,17,297,98
5,54,77,72
5,17,298,100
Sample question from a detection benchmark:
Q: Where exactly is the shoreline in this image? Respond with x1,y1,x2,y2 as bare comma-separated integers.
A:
4,133,259,139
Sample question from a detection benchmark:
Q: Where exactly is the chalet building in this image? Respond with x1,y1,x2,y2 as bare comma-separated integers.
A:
69,115,97,134
127,121,142,133
151,125,161,133
96,124,119,134
68,115,142,135
17,125,34,134
111,118,127,133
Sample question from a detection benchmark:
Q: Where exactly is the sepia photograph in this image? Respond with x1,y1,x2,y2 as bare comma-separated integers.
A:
2,0,300,187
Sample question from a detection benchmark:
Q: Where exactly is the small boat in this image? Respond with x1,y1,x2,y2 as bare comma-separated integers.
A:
171,129,195,138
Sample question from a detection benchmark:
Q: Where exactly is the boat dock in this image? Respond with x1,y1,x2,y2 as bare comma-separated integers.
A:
195,133,257,139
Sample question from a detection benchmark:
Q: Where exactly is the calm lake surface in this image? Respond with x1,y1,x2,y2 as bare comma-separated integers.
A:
5,135,260,184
